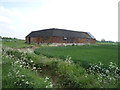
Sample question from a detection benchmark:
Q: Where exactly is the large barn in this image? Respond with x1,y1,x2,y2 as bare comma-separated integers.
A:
26,28,96,44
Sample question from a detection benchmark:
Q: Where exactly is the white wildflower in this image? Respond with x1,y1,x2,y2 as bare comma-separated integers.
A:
85,75,88,78
33,67,36,70
21,75,25,77
22,79,25,82
16,70,20,74
45,77,49,80
19,65,22,67
49,82,53,88
44,80,47,82
116,67,119,70
110,62,113,64
22,61,26,64
14,82,16,84
109,77,112,81
46,86,48,88
30,60,33,63
15,61,19,64
25,81,29,84
106,70,109,73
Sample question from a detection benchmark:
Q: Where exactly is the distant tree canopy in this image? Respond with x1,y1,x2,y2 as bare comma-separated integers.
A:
101,39,105,42
2,37,17,40
96,39,116,43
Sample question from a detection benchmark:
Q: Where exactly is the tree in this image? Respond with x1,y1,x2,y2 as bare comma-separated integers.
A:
101,39,105,42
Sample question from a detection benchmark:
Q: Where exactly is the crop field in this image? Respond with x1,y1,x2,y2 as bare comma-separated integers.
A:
34,45,119,68
1,38,120,88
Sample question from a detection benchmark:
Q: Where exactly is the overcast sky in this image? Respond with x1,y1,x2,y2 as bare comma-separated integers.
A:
0,0,119,41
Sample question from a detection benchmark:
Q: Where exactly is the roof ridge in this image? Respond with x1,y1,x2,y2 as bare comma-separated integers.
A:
32,28,85,33
26,28,95,39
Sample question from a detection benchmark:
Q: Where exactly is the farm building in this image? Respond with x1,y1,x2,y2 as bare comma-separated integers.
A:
26,28,96,44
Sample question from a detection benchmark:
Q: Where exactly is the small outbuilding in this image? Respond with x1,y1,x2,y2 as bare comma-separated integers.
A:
26,28,96,44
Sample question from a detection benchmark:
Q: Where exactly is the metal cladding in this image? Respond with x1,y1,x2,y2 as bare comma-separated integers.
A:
26,28,95,39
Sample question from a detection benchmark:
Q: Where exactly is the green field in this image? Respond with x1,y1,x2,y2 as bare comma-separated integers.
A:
1,38,120,88
35,45,118,67
2,38,40,49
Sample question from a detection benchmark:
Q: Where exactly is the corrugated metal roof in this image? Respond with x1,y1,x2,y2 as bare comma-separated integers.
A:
26,28,95,39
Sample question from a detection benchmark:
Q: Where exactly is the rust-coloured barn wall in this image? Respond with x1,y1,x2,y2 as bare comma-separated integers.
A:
26,36,96,44
77,38,96,44
30,37,43,43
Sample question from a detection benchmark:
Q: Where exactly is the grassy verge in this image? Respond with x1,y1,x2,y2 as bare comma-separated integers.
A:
3,48,120,88
2,49,53,88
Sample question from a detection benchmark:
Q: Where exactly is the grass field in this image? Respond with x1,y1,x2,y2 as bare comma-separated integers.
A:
34,45,118,67
1,38,120,88
2,38,40,49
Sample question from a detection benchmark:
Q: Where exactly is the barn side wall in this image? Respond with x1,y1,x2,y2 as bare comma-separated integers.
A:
26,36,96,44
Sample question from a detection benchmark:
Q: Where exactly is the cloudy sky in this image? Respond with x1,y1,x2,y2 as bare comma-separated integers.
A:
0,0,119,41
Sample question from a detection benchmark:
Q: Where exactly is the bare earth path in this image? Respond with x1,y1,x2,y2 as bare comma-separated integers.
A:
16,46,38,53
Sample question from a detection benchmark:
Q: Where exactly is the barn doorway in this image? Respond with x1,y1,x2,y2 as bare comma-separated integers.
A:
28,37,31,43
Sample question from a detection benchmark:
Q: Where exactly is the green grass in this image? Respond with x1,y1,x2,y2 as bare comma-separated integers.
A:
2,38,120,88
34,45,118,67
96,42,118,45
3,49,119,88
2,51,52,88
2,38,39,49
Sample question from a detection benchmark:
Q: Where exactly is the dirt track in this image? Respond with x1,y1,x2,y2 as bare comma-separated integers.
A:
16,46,39,53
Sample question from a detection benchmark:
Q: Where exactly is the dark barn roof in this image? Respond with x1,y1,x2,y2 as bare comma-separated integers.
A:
26,28,95,39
